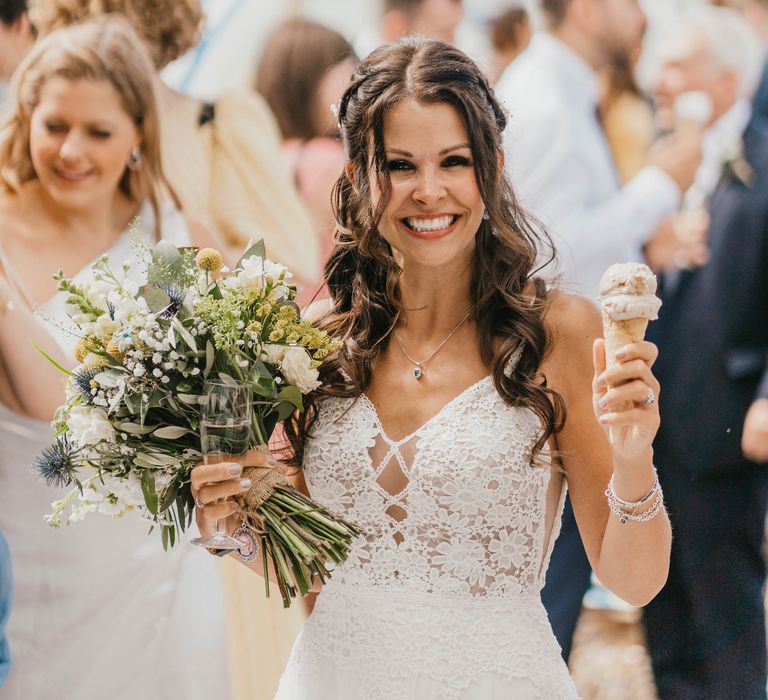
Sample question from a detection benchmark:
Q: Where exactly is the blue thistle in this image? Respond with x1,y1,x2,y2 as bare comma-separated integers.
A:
72,366,101,404
34,438,77,488
107,301,116,320
157,283,185,317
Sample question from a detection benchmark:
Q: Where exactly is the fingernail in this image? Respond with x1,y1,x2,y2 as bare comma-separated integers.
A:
598,398,607,409
615,348,627,359
228,464,242,475
265,452,277,466
597,376,606,387
599,414,610,423
240,478,252,489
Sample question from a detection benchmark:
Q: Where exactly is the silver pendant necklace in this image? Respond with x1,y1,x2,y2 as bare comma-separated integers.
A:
393,311,471,380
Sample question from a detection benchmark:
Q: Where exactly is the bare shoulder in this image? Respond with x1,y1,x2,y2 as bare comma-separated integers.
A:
543,290,602,393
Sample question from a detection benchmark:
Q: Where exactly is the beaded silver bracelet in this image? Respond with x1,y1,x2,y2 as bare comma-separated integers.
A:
605,468,664,524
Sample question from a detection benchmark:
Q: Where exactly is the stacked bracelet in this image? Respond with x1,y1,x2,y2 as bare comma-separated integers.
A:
605,468,664,524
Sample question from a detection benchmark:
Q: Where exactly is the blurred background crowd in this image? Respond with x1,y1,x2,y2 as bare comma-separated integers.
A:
0,0,767,698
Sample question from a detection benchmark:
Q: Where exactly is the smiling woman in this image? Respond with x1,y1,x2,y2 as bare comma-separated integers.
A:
188,35,673,700
0,17,227,700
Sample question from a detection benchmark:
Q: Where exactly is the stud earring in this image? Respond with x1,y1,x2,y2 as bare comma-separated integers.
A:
126,146,142,171
482,210,490,221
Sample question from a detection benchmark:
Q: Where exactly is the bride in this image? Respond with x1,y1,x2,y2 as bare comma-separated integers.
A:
0,17,228,698
192,37,671,699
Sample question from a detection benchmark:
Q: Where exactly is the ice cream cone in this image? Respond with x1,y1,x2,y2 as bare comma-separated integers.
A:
598,262,661,442
602,315,649,370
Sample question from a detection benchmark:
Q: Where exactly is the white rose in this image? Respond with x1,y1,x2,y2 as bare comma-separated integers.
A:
260,343,286,365
280,346,320,394
68,405,117,447
263,259,291,283
234,256,266,290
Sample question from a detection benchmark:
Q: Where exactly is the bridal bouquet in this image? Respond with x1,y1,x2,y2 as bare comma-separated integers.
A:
35,236,358,607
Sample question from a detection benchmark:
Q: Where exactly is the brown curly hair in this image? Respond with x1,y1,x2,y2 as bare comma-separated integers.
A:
285,37,566,467
28,0,203,68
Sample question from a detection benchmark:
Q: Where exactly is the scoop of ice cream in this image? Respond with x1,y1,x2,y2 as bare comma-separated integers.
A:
599,262,661,321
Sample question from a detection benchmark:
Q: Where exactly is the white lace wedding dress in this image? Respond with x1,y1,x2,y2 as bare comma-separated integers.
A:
275,375,579,699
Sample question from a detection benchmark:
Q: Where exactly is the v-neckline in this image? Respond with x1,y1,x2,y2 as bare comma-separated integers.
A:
360,374,493,445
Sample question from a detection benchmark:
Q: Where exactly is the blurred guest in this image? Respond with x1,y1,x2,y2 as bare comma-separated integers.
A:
355,0,464,57
0,0,33,105
712,1,768,122
645,8,768,698
0,17,226,698
0,528,10,687
496,0,702,663
30,0,320,290
600,53,655,182
488,5,531,85
256,18,356,277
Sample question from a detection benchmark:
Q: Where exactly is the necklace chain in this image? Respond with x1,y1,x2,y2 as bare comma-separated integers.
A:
393,310,471,380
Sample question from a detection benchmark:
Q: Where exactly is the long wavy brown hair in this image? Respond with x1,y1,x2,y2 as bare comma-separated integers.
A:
285,37,565,466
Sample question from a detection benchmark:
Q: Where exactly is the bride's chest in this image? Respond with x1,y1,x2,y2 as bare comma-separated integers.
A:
303,384,550,522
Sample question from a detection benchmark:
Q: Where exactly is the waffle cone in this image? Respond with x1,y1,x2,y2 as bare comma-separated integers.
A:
602,315,649,369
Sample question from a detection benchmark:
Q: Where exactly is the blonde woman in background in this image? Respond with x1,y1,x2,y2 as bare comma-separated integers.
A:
27,5,317,697
29,0,320,290
0,17,226,698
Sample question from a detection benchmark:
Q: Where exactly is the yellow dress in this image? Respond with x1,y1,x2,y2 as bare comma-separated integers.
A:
602,91,655,184
159,89,311,699
160,88,320,287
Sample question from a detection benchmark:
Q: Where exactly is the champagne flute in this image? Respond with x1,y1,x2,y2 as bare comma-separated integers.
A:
191,379,252,550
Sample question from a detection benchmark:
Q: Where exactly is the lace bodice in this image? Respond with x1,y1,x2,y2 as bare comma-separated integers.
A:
303,375,567,599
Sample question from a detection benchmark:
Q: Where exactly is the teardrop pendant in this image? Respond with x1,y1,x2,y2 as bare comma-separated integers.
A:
413,366,423,380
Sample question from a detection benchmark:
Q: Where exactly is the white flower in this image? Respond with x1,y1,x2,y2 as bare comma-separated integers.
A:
122,279,139,297
67,405,117,447
261,343,286,365
264,259,291,283
93,314,118,341
280,346,320,393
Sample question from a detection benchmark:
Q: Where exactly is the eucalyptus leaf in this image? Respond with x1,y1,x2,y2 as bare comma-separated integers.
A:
119,422,158,435
140,284,172,313
236,240,266,270
141,469,158,515
172,318,197,352
153,426,191,439
277,386,303,410
204,340,214,378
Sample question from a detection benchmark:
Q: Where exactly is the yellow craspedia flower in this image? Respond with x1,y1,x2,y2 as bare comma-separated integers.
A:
83,355,109,371
73,338,90,363
106,337,125,361
195,248,224,272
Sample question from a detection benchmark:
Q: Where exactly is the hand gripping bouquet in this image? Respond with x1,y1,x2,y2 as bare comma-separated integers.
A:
35,236,359,607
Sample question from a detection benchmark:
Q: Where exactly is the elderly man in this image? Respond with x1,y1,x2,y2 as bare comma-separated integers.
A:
645,7,768,699
496,0,702,662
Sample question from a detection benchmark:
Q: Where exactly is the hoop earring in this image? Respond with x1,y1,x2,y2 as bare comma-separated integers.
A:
126,146,142,171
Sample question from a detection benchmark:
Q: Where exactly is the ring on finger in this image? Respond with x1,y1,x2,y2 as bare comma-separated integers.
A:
643,387,656,406
195,495,206,509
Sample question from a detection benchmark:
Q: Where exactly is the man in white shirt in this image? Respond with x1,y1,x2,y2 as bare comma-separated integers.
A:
497,0,701,299
495,0,702,663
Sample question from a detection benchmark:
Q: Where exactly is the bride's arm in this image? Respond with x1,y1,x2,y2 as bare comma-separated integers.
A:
545,291,671,607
